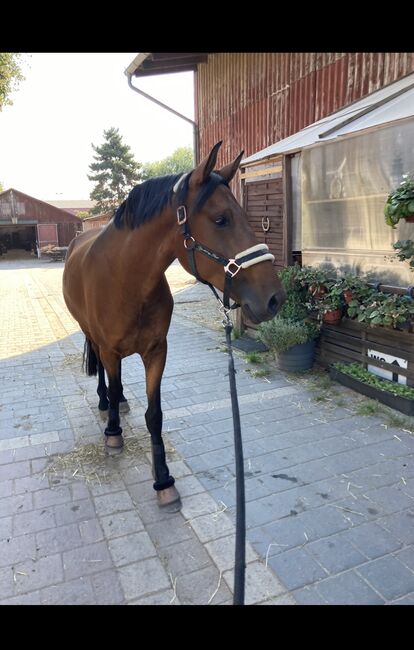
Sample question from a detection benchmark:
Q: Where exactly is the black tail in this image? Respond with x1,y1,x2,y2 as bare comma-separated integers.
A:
83,337,98,376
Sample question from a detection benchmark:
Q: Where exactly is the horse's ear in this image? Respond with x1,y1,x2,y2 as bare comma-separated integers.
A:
216,150,244,183
190,141,222,187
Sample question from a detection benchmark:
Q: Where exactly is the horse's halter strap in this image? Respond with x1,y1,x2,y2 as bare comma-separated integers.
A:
175,201,275,311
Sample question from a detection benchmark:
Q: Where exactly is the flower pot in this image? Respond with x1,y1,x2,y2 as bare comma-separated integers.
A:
343,290,353,304
323,309,342,325
277,340,316,372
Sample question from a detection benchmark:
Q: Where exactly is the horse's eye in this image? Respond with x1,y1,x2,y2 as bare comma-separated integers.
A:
215,215,229,227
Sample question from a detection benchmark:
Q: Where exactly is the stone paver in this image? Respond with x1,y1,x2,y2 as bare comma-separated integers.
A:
1,253,414,605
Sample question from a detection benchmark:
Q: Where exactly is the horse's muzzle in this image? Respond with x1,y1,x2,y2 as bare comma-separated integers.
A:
242,290,284,324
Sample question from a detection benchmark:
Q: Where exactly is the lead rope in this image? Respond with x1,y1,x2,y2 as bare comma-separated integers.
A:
173,185,275,605
219,299,246,606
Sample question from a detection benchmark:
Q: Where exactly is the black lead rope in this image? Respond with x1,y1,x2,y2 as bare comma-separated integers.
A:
176,204,246,605
223,308,246,606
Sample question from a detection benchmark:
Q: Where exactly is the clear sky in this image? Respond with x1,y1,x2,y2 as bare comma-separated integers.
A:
0,53,194,200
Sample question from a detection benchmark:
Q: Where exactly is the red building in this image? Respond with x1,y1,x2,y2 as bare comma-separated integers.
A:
0,188,82,252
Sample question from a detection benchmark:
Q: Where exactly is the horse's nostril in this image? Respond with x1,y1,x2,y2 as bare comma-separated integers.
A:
268,294,278,316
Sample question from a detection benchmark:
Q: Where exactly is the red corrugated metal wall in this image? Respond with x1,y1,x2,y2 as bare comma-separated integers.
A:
197,52,414,167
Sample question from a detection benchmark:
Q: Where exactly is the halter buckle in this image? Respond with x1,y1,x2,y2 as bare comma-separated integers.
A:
183,236,196,250
177,205,187,225
224,259,241,278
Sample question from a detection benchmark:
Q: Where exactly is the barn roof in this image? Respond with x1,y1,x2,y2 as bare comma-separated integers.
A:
242,72,414,164
0,188,82,222
125,53,210,77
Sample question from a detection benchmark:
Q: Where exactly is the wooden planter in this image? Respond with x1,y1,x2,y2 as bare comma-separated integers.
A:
329,366,414,415
316,318,414,387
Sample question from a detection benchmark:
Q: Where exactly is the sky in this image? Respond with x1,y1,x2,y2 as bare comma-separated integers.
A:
0,53,194,200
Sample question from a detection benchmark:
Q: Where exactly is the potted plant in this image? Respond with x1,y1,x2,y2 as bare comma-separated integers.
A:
391,239,414,271
316,286,344,325
384,174,414,228
257,318,320,372
297,266,332,299
356,293,414,330
338,274,373,305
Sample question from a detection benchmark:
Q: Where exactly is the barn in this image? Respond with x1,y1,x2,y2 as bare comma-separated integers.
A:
0,188,82,254
82,212,112,231
126,54,414,387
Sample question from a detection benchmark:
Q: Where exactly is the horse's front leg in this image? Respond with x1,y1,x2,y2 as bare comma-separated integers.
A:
143,340,180,510
99,349,124,452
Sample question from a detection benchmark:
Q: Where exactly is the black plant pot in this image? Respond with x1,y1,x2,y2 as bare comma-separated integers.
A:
277,340,316,372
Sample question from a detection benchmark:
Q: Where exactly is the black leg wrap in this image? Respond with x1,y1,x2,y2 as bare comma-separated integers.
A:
104,426,123,437
153,476,175,491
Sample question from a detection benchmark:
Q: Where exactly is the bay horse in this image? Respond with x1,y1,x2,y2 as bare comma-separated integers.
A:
62,141,285,510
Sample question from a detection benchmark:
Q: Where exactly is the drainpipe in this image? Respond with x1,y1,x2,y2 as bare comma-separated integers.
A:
126,72,199,165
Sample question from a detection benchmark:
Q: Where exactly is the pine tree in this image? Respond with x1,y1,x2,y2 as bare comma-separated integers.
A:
88,127,142,215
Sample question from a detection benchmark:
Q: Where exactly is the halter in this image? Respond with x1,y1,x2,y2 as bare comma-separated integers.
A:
173,174,275,313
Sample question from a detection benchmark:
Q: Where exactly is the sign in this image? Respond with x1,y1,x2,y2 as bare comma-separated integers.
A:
367,349,407,385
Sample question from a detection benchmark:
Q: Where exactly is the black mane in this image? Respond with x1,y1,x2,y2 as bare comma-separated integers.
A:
113,172,228,229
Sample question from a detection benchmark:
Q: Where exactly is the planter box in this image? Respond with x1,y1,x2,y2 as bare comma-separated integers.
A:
329,366,414,415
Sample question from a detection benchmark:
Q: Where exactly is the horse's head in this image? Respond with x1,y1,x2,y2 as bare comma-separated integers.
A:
173,142,285,324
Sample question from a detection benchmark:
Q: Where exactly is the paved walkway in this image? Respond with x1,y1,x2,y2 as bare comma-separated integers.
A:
1,253,414,605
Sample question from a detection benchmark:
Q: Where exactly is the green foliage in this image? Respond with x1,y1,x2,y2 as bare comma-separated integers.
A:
141,147,193,180
333,362,414,400
76,211,92,220
0,181,4,193
391,239,414,271
88,127,142,214
352,292,414,329
258,318,320,355
384,174,414,228
0,53,25,111
276,265,310,321
244,352,262,364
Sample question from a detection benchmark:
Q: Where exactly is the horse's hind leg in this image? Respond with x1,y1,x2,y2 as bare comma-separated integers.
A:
143,340,180,510
99,350,124,452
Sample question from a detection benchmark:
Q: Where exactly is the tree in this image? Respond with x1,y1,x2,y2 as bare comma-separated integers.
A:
88,127,142,214
141,146,193,180
0,181,4,193
0,53,25,112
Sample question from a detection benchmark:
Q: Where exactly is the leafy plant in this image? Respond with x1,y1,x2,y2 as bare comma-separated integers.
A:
276,265,310,321
384,174,414,228
354,293,414,329
391,239,414,271
333,362,414,400
296,266,334,296
258,318,320,356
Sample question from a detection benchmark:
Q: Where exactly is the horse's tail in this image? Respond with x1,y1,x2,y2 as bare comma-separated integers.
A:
82,337,98,376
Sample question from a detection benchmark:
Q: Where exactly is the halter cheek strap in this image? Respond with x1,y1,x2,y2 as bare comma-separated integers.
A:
175,202,275,310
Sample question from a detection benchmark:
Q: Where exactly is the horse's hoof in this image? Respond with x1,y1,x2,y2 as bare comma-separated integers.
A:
156,485,181,511
119,400,130,414
105,435,124,454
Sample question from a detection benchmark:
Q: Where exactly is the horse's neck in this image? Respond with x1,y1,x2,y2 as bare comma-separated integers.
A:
106,210,177,292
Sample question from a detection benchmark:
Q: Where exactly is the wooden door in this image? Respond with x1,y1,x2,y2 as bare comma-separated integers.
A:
243,178,286,271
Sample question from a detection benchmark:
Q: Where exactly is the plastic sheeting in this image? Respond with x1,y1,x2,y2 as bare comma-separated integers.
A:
302,119,414,285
